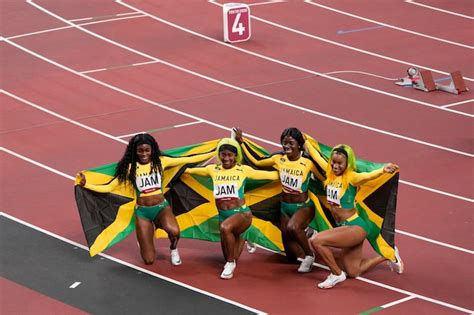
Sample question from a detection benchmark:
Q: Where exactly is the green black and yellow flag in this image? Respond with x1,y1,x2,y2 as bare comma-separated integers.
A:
75,136,398,260
75,139,284,256
240,136,399,261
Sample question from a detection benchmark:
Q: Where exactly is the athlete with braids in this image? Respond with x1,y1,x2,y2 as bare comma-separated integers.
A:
233,127,325,273
304,142,403,289
77,133,214,266
185,138,279,279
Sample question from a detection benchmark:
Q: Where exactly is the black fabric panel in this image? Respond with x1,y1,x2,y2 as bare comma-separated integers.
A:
248,195,282,226
74,186,133,247
364,174,399,248
363,174,399,219
165,181,209,216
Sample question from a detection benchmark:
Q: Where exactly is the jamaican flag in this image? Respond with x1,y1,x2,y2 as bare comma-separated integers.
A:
162,159,284,252
75,140,219,256
241,136,399,261
75,139,284,256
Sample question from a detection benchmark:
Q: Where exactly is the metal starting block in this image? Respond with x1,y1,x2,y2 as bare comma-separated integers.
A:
396,67,469,95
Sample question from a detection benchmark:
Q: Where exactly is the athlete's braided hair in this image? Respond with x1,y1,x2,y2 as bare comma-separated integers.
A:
280,127,305,151
115,133,163,190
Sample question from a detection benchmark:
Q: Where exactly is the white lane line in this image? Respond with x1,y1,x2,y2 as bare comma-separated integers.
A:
69,11,142,22
0,89,128,144
380,295,417,309
248,0,286,6
304,0,473,49
69,282,81,288
0,211,266,314
23,1,471,156
174,120,204,128
3,37,474,199
1,155,472,314
441,99,474,108
355,273,473,314
405,0,474,19
132,60,160,67
2,90,473,252
399,179,472,203
80,60,160,74
116,121,203,138
5,14,146,40
208,0,474,82
395,229,473,254
1,146,75,180
116,131,146,139
80,67,108,74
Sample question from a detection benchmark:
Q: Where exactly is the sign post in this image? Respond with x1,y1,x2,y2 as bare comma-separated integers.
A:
223,3,251,43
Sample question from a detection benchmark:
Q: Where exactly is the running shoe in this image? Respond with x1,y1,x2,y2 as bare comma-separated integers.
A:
318,271,347,289
246,241,257,254
388,246,404,274
170,249,182,266
220,261,236,279
297,255,315,273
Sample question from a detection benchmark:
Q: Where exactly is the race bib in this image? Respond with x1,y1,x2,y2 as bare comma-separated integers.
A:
214,183,239,199
280,172,303,192
136,173,161,193
326,184,341,205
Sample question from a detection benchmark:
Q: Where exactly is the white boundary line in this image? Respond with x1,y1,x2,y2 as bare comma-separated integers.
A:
356,274,472,313
0,210,266,314
3,90,473,253
248,0,286,6
441,99,474,108
80,60,160,74
3,36,474,199
379,295,417,309
69,11,142,22
4,14,146,40
116,121,204,139
1,149,472,314
405,0,474,20
0,146,76,180
304,0,473,49
395,229,473,254
398,179,472,203
22,1,472,157
208,0,474,83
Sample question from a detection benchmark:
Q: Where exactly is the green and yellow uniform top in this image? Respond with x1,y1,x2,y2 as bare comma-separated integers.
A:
186,164,279,201
304,141,385,209
241,144,323,194
325,169,384,209
83,153,214,197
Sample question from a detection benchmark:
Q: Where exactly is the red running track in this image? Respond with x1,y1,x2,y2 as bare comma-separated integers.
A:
1,1,473,314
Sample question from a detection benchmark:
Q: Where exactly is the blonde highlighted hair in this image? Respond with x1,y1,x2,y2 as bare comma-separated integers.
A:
325,144,356,185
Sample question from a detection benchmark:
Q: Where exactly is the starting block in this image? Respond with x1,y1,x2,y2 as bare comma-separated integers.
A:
396,67,469,95
436,71,469,95
223,3,251,43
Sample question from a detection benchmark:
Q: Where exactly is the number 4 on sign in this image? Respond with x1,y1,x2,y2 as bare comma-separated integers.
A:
232,13,245,36
223,3,251,43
